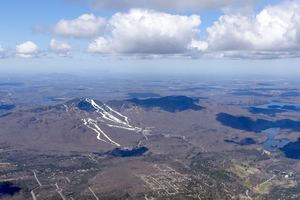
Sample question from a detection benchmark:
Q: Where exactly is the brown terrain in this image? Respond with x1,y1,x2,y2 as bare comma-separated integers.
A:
0,74,300,199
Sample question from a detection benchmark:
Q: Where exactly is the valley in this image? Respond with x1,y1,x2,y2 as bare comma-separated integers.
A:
0,74,300,199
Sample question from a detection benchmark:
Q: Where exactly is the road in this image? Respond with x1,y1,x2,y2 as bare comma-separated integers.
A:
30,190,37,200
33,170,42,186
89,187,100,200
55,183,67,200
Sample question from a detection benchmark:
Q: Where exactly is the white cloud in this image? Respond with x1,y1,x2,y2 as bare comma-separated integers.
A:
205,1,300,58
51,1,300,59
87,1,300,59
88,9,202,55
189,40,208,52
53,14,107,38
90,0,258,11
49,39,72,56
88,37,113,53
0,45,7,58
16,41,39,58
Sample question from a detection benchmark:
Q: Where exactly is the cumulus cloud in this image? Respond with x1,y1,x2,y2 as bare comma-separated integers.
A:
16,41,39,58
205,1,300,58
88,9,202,55
49,39,72,56
58,1,300,59
0,45,7,58
90,0,258,11
53,14,107,38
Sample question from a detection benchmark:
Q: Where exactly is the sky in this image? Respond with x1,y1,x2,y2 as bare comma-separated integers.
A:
0,0,300,75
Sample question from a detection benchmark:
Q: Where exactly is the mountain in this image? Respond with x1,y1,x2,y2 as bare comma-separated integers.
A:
0,98,148,153
0,96,205,154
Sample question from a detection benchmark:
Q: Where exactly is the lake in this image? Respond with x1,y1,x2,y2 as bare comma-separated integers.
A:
0,182,21,197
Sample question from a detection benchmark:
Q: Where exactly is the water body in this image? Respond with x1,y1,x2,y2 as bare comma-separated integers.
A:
248,107,284,116
30,104,66,113
94,147,149,157
224,137,257,146
0,105,15,111
281,105,300,112
110,147,149,157
223,127,289,152
0,182,21,196
0,82,23,87
0,113,11,118
216,113,300,133
171,86,213,92
280,138,300,159
48,97,67,102
248,102,300,116
128,96,204,112
217,114,298,156
231,91,272,97
257,82,274,86
280,92,300,97
94,146,149,158
261,128,289,151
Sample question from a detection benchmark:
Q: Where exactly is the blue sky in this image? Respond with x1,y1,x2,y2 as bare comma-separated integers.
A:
0,0,221,48
1,0,300,75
